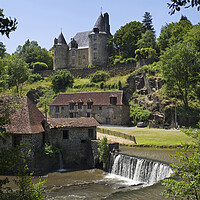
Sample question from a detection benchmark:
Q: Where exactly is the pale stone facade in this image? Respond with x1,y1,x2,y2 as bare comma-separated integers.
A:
53,12,111,70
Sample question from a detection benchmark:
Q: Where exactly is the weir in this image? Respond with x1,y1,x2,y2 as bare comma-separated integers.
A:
109,153,173,185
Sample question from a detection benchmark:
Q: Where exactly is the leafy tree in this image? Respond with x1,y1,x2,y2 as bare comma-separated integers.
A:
28,73,43,84
90,71,110,83
113,21,144,58
0,42,6,58
52,70,74,91
162,125,200,199
135,48,157,61
0,9,17,38
17,40,53,69
142,12,155,33
157,20,192,51
33,62,48,73
137,30,157,50
5,54,30,96
168,0,200,14
160,42,200,108
130,101,151,125
97,137,109,170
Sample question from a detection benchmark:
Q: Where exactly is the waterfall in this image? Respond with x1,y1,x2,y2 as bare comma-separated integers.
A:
57,152,67,172
109,154,173,185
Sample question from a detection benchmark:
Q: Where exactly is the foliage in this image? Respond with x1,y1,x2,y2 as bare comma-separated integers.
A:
28,73,43,84
5,54,30,96
37,143,61,158
168,0,200,14
17,40,53,69
33,62,48,73
142,12,155,33
157,19,192,51
0,9,17,38
90,71,110,83
137,30,157,50
97,137,109,170
113,21,144,58
129,101,151,125
0,42,6,58
135,48,157,61
162,125,200,199
52,70,74,91
160,42,200,107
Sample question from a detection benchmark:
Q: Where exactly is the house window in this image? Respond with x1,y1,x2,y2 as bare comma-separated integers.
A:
55,114,59,118
61,106,65,113
87,102,93,109
94,44,97,50
78,102,83,109
94,35,97,41
63,130,69,139
87,113,90,117
110,97,117,105
69,103,75,110
55,106,59,113
88,129,94,139
94,53,97,59
12,135,21,147
70,112,78,118
99,106,102,110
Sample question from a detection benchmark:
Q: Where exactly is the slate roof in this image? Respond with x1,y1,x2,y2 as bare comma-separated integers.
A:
94,13,105,32
49,91,129,106
48,117,100,129
6,96,45,134
68,31,91,49
58,32,67,45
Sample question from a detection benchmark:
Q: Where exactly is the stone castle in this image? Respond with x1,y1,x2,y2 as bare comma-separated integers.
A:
53,12,111,70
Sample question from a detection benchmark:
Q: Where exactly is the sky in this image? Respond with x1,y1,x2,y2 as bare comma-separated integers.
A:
1,0,200,54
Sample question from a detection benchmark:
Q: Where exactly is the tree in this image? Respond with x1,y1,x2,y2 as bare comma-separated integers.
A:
90,71,110,83
137,30,157,49
158,20,192,51
5,54,30,96
97,137,109,170
162,125,200,199
52,70,74,91
168,0,200,15
113,21,144,58
33,62,48,73
142,12,155,33
160,42,200,108
17,40,53,69
0,9,17,38
0,42,6,58
135,48,157,61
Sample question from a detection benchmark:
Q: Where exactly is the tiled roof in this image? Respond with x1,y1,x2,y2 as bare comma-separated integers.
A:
6,96,45,134
48,117,100,129
68,31,91,49
49,91,129,106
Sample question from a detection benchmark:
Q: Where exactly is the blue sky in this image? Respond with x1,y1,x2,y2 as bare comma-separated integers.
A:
1,0,199,54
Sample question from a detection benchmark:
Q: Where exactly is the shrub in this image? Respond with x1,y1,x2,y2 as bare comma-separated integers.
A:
33,62,48,73
52,70,74,91
90,71,110,83
126,57,137,64
28,73,43,83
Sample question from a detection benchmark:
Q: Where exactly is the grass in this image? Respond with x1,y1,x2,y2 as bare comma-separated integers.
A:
99,127,194,147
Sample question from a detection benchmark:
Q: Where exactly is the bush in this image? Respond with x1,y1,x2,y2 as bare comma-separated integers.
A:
33,62,48,73
90,71,110,83
28,73,43,83
52,70,74,91
126,57,137,64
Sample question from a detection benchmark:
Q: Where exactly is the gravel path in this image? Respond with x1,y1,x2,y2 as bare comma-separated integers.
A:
97,132,136,145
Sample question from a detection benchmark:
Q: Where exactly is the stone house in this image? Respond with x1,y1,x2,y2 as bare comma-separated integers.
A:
53,12,111,70
49,90,130,125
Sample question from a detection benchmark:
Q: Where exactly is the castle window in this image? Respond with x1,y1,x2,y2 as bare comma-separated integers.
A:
63,130,69,139
94,35,97,41
72,59,75,65
94,44,97,50
72,51,75,56
79,59,81,65
94,53,97,59
83,55,85,59
110,97,117,105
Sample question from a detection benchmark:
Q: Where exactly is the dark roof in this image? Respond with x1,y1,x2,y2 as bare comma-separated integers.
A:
58,32,67,45
6,96,45,134
50,91,129,106
48,117,100,129
68,31,91,49
94,13,105,32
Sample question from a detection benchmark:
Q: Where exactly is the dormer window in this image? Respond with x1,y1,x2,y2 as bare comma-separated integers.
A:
69,103,75,110
110,97,117,105
87,102,93,109
78,102,83,109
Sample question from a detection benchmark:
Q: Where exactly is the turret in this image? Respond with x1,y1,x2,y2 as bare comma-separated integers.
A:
53,32,69,70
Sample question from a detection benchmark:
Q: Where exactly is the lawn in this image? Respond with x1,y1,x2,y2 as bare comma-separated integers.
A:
100,127,194,147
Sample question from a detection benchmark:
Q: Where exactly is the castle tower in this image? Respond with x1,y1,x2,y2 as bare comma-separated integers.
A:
88,12,111,67
53,32,69,70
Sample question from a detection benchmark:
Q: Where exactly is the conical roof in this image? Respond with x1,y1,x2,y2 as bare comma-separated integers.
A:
57,32,67,45
93,13,105,32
